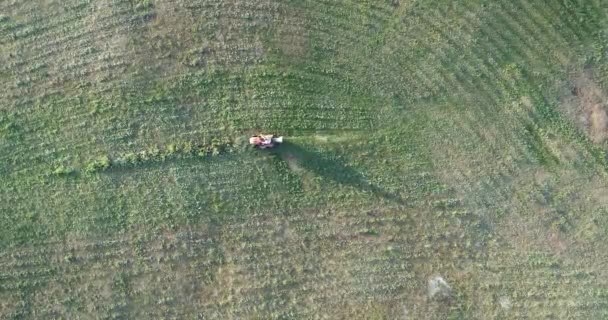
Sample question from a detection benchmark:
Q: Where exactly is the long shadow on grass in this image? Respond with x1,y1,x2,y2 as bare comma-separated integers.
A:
269,142,404,205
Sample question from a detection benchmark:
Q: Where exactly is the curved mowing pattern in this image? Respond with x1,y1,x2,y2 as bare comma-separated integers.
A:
1,0,608,318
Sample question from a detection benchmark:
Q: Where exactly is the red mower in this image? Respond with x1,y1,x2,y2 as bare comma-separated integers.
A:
249,134,284,149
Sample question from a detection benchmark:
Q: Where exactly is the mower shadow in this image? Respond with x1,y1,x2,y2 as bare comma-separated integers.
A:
270,141,404,205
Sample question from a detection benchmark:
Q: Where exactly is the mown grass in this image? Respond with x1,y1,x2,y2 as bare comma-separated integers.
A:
1,0,608,318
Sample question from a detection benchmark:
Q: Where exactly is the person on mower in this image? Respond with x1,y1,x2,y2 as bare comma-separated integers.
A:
250,135,273,147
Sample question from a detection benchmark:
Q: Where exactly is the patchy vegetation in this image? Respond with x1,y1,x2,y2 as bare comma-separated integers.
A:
561,70,608,144
1,0,608,318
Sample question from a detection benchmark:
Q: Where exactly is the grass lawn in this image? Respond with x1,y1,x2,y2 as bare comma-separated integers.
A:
1,0,608,318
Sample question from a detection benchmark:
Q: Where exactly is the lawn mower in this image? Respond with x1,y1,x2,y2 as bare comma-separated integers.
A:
249,134,283,149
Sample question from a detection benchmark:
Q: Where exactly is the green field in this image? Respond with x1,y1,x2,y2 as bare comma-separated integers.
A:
1,0,608,318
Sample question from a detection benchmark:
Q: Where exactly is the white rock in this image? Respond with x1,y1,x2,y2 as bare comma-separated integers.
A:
428,276,452,299
498,296,512,310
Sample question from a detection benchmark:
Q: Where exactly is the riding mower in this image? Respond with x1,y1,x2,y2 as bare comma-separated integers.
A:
249,134,283,149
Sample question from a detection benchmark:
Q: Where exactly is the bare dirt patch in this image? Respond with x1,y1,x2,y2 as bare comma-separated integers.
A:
589,103,608,143
560,70,608,144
